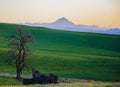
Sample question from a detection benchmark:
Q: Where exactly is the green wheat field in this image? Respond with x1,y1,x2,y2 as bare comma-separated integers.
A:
0,23,120,86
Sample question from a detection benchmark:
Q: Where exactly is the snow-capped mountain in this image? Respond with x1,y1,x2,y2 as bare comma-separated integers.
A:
51,17,74,26
21,17,120,35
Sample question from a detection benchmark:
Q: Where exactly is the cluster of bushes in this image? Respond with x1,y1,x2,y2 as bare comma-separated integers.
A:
23,68,58,85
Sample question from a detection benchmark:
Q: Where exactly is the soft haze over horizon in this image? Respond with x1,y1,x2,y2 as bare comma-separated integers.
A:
0,0,120,28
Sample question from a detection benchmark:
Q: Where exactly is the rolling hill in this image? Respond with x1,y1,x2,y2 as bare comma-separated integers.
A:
0,23,120,81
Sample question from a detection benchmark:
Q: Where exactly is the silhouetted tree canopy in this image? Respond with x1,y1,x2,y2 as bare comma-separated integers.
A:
7,28,33,80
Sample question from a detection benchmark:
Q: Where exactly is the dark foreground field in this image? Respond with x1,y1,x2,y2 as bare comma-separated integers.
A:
0,75,120,87
0,23,120,84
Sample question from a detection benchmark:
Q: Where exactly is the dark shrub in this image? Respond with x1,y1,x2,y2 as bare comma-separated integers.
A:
23,69,58,85
23,78,35,85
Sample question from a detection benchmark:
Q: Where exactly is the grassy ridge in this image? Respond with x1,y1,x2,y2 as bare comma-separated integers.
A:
0,23,120,81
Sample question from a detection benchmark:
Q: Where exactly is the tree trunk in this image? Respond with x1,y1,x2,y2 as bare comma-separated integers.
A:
16,48,22,80
16,66,21,80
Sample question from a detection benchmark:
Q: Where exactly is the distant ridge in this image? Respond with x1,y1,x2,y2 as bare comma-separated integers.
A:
20,17,120,35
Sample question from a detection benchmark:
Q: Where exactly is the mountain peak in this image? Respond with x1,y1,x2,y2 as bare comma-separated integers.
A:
59,17,68,21
52,17,74,26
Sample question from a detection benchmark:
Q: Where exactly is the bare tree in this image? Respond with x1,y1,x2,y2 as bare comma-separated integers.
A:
7,28,33,80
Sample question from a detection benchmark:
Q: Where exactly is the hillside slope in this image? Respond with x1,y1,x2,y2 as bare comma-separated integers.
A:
0,23,120,81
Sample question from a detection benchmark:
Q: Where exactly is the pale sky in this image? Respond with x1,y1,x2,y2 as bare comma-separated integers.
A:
0,0,120,28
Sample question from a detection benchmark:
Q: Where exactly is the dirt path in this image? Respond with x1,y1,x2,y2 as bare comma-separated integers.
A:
0,73,31,78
